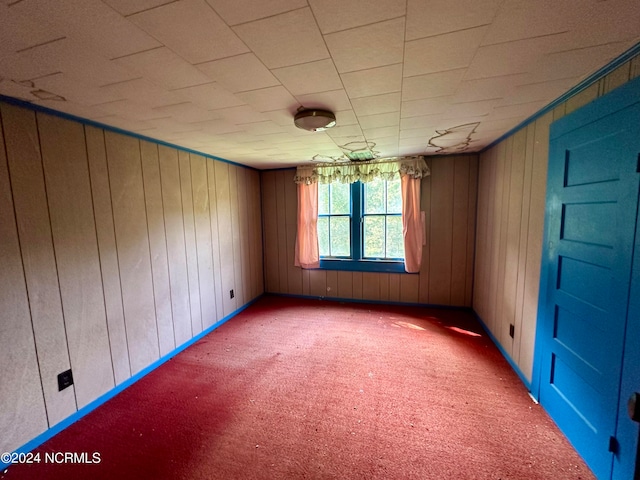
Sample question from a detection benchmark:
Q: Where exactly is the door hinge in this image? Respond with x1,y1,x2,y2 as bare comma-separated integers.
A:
608,436,619,454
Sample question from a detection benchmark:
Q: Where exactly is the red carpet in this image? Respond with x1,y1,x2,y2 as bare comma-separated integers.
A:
2,296,594,479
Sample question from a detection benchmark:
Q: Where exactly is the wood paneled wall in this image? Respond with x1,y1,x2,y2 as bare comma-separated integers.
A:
0,101,264,455
261,155,478,307
474,54,640,383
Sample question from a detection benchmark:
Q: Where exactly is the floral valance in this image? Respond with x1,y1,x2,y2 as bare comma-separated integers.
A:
293,156,430,185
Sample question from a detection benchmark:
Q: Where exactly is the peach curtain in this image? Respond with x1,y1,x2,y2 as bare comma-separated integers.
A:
401,174,423,273
294,182,319,269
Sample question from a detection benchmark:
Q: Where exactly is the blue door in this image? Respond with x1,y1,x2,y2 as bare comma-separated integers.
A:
536,78,640,480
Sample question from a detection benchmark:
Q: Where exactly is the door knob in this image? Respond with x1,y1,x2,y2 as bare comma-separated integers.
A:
629,392,640,423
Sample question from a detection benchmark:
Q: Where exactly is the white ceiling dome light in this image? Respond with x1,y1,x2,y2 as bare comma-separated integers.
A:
294,108,336,132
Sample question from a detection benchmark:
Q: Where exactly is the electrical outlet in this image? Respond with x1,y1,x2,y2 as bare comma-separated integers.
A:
57,369,74,391
230,289,234,299
509,324,515,338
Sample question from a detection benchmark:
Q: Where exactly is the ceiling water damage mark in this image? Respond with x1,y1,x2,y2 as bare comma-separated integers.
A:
340,140,379,161
425,122,480,154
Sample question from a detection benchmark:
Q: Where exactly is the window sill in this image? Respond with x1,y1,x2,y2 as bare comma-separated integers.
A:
318,259,408,273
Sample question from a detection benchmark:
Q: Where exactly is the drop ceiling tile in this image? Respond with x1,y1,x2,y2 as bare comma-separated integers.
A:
295,89,351,112
399,114,442,129
272,59,343,96
196,53,280,94
404,26,487,77
237,86,299,112
242,121,288,136
352,93,401,117
362,126,399,139
400,127,438,140
475,117,522,133
114,47,212,90
97,99,172,121
151,102,222,123
173,82,245,110
188,118,246,135
308,0,405,34
501,77,576,105
531,42,632,84
233,8,329,69
406,0,500,41
212,105,271,124
33,99,108,120
481,0,576,46
0,3,64,57
325,124,364,138
325,17,405,74
32,73,124,106
452,74,527,104
401,96,451,118
205,0,306,26
341,64,402,99
0,78,40,102
264,109,300,127
442,99,499,119
564,0,640,49
20,0,162,59
402,68,466,101
465,34,566,80
102,0,177,16
490,100,548,120
98,77,181,107
129,0,249,64
357,111,400,130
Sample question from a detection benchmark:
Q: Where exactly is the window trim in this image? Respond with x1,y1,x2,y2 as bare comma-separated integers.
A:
318,181,408,274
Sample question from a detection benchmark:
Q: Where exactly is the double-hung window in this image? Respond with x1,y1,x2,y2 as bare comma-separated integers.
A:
317,177,405,273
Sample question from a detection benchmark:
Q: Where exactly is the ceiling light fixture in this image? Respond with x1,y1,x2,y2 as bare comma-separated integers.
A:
294,108,336,132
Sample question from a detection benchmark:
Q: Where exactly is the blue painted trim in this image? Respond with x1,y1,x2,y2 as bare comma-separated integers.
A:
318,258,407,273
473,312,533,391
0,296,262,470
266,292,474,312
0,94,257,172
481,41,640,153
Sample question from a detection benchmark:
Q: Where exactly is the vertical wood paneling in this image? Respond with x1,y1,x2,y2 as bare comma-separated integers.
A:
158,145,191,345
285,173,302,295
326,270,338,297
565,83,599,115
206,159,225,320
261,172,279,293
86,126,131,385
361,272,379,300
215,162,236,316
465,157,478,307
1,104,76,426
388,273,401,302
378,273,390,301
238,168,252,303
399,275,419,303
105,131,159,375
38,112,114,408
429,158,454,304
451,157,470,306
309,269,327,297
140,140,175,357
501,129,526,349
0,106,49,451
179,151,202,335
418,159,432,303
228,165,243,307
249,170,264,299
338,271,354,298
191,154,216,328
352,272,363,299
275,171,288,293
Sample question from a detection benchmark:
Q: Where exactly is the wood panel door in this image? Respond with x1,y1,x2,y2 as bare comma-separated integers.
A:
535,77,640,479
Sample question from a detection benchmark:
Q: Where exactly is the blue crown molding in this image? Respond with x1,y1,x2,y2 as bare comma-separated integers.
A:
0,94,258,172
481,41,640,153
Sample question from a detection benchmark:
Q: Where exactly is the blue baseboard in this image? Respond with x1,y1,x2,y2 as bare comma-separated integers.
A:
266,292,475,312
0,295,262,471
472,312,532,391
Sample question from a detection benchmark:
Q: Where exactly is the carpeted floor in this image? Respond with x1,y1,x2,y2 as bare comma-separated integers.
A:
2,295,595,479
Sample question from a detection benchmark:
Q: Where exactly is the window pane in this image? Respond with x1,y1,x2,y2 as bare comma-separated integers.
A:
386,178,402,214
317,216,329,256
330,216,350,256
386,215,404,258
364,178,385,214
318,184,329,215
363,215,385,258
330,183,350,214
